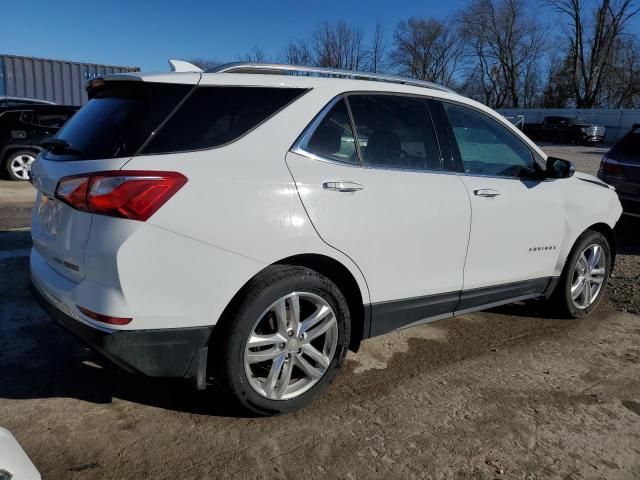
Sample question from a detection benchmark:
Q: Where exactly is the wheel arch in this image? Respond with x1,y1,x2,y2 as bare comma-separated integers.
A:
587,222,617,266
217,253,369,353
273,254,367,352
1,145,42,162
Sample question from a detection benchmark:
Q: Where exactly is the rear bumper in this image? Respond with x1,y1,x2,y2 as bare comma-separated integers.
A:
619,193,640,217
31,282,211,381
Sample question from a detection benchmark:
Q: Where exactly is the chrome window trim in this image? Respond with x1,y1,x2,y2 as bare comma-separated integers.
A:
292,91,447,174
291,95,353,164
291,145,557,181
290,147,468,177
291,91,552,181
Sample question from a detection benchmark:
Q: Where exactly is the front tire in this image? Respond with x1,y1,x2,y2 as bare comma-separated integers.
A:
211,265,351,416
551,230,612,318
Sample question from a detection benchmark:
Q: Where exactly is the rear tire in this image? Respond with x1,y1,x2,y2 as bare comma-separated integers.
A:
550,230,612,318
211,265,351,416
4,150,37,181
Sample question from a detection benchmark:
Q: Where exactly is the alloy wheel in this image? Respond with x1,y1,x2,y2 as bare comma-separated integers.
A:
570,243,607,309
9,154,35,180
244,292,338,400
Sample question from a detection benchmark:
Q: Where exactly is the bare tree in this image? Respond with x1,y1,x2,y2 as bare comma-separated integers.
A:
390,18,463,86
541,54,575,107
279,39,313,65
311,20,366,70
458,0,546,108
238,46,270,63
546,0,640,107
601,34,640,107
365,19,388,72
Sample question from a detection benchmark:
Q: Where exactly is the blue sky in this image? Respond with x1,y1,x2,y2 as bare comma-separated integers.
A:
2,0,638,71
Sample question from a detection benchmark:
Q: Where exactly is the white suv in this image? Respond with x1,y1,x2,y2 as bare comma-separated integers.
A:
30,62,622,415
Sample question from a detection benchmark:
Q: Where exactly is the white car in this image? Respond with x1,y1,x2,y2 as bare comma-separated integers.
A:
0,427,41,480
30,61,622,415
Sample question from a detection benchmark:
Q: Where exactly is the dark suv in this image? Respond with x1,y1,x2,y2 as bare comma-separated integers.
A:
1,102,77,180
598,124,640,217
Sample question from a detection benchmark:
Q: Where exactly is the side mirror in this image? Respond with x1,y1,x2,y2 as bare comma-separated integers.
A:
546,157,575,179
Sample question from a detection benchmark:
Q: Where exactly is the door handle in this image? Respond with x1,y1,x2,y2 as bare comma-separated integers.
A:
474,188,500,198
323,181,364,192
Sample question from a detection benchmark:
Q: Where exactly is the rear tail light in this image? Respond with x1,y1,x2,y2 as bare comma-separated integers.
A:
55,171,187,221
599,156,625,177
77,306,132,325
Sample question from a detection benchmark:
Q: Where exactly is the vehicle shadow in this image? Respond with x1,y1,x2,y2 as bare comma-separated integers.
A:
0,283,589,419
0,326,249,418
488,298,568,319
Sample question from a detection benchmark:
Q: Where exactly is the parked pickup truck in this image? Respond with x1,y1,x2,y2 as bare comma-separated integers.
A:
523,116,606,145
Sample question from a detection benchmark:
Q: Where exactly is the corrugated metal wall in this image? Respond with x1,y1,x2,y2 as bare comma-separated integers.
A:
0,54,139,106
498,108,640,143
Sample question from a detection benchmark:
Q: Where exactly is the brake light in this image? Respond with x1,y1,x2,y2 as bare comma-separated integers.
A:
55,171,187,221
599,156,624,176
77,306,132,325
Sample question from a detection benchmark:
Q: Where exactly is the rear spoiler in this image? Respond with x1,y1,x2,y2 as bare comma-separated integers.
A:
85,67,202,98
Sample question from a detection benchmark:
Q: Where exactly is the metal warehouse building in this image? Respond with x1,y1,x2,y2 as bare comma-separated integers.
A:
0,54,139,106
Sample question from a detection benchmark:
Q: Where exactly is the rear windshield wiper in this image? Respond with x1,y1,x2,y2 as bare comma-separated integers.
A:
40,138,82,155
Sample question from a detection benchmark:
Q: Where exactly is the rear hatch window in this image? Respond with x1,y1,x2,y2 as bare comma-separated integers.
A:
44,83,308,160
43,82,192,161
612,128,640,160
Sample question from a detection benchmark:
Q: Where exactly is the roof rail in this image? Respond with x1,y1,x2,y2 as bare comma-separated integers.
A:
210,62,455,94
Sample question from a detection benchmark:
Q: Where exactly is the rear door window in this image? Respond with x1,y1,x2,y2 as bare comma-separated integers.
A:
346,94,441,171
142,87,307,154
44,82,192,161
301,98,358,164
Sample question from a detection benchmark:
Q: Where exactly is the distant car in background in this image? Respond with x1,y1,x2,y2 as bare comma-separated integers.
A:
0,102,77,180
598,124,640,218
523,116,605,145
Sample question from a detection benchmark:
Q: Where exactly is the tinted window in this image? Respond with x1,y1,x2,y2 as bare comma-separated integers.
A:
37,112,71,128
444,103,536,178
612,128,640,157
347,94,441,170
303,99,357,164
143,87,307,154
45,82,191,161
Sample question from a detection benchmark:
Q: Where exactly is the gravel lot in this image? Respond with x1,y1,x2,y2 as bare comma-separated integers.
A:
0,145,638,480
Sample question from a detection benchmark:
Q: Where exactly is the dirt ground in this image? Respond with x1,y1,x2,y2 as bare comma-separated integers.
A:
0,179,35,231
0,146,639,479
